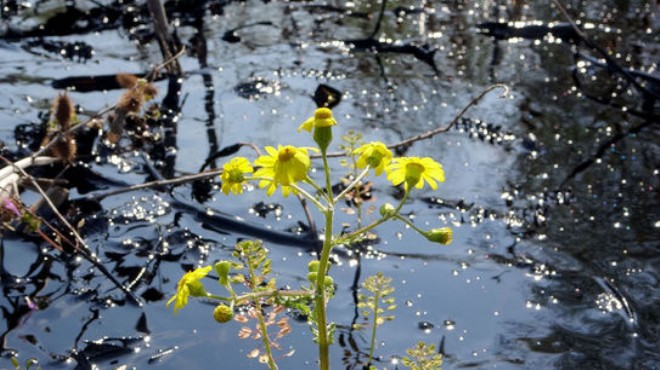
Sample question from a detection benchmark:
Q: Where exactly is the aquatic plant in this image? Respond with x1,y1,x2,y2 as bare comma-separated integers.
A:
168,107,452,369
354,272,397,365
401,341,443,370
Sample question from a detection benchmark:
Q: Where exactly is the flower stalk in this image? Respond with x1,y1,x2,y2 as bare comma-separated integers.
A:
314,208,334,370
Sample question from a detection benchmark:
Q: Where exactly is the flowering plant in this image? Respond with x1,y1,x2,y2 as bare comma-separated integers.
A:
168,108,451,370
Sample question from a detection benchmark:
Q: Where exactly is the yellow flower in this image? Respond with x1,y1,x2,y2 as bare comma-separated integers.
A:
253,145,311,196
298,107,337,132
354,141,392,176
386,157,445,191
220,157,254,195
167,266,212,314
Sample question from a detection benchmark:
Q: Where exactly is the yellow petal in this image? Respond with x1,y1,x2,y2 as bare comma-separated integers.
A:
298,118,314,132
424,175,438,190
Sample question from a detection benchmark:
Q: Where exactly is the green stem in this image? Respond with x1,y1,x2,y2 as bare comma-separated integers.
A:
314,209,334,370
394,214,427,235
367,290,381,365
350,155,363,227
333,167,370,203
208,289,313,305
305,176,332,204
321,149,334,206
251,176,327,211
291,183,327,212
248,264,277,370
206,294,232,302
334,190,410,245
255,300,277,370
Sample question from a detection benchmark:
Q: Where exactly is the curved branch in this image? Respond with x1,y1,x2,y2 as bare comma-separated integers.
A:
319,84,509,158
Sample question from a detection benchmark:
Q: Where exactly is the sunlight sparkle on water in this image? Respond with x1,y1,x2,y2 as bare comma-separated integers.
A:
596,292,623,312
526,301,542,310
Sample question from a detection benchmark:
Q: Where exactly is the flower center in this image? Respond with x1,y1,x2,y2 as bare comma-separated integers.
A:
405,162,424,184
278,147,296,162
227,169,245,183
314,107,332,120
366,152,383,167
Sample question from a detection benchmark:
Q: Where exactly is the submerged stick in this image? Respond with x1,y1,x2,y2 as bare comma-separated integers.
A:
147,0,183,76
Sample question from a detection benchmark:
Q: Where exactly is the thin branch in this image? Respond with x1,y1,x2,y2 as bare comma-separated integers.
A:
297,195,318,237
147,47,187,81
319,84,509,158
147,0,183,75
85,167,224,201
387,84,509,150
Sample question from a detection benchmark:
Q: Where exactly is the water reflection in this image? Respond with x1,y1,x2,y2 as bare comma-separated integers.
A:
0,0,657,369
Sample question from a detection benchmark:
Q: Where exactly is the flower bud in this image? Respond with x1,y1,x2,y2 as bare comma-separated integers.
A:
213,304,234,323
379,203,396,217
425,227,453,245
214,261,232,286
3,198,21,218
308,260,320,272
307,272,318,283
324,275,334,287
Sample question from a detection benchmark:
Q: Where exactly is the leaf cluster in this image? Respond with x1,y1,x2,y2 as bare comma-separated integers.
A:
233,240,274,291
356,272,396,327
401,341,443,370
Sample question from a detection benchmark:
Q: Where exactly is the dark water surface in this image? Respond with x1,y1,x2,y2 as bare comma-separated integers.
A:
0,0,658,369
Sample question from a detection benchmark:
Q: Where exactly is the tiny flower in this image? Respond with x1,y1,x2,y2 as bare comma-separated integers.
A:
386,157,445,191
3,198,22,218
167,266,212,314
354,142,393,176
299,108,337,151
253,145,311,197
220,157,254,195
298,107,337,132
213,304,234,323
425,227,453,245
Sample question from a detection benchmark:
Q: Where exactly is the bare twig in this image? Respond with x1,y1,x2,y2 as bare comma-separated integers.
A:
239,141,263,157
319,84,509,158
386,84,509,151
147,47,186,82
297,194,318,238
147,0,183,76
85,167,223,201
